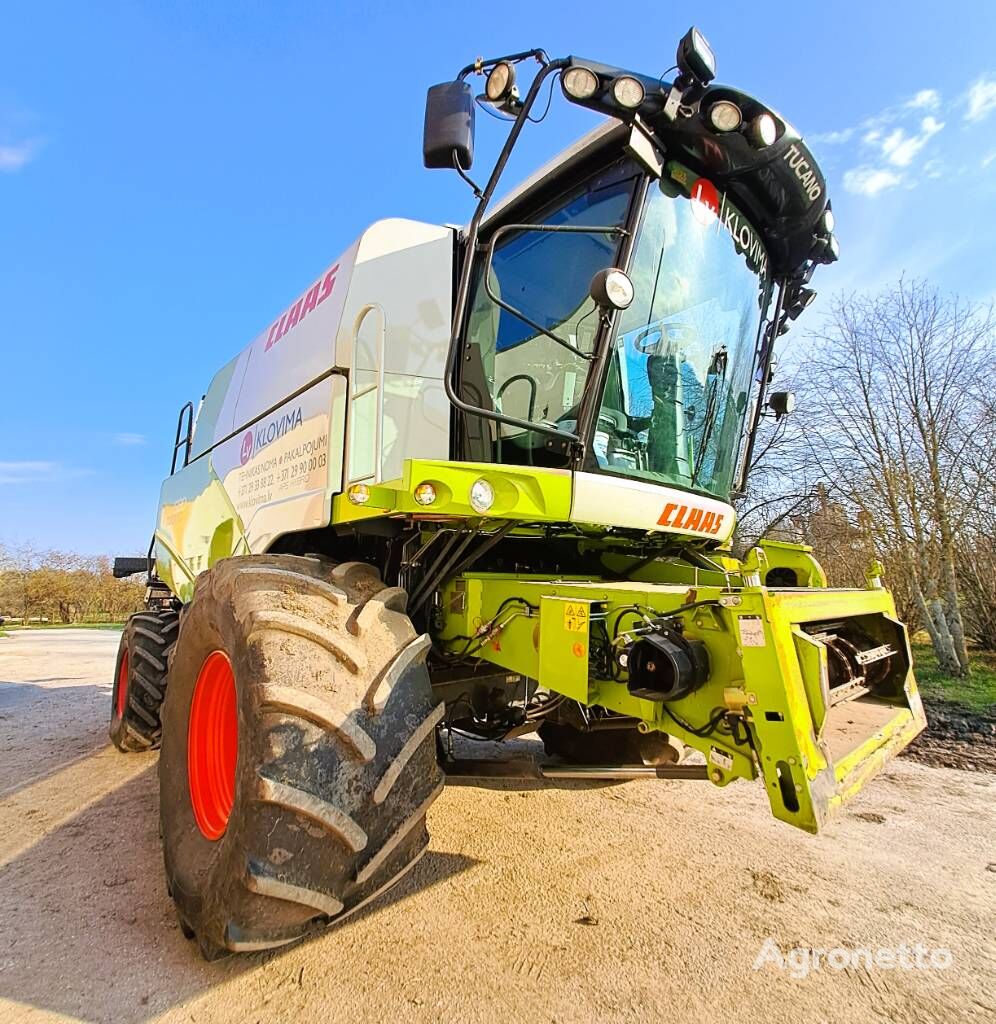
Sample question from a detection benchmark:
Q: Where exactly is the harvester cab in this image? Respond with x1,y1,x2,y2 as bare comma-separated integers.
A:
109,28,926,959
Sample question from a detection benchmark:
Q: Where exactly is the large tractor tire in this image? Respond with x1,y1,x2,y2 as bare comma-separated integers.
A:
159,555,444,958
109,609,179,752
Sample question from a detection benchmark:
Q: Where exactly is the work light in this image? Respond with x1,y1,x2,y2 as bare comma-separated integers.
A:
611,76,645,110
709,100,742,132
748,113,777,148
675,27,716,85
562,66,599,100
589,268,635,311
485,61,516,103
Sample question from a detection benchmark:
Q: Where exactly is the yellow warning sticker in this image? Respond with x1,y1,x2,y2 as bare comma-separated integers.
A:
563,602,589,633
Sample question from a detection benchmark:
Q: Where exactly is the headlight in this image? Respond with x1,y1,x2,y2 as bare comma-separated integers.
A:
708,100,742,132
347,484,370,505
413,482,437,506
562,66,599,100
469,478,495,513
611,76,645,110
823,207,835,233
589,268,635,311
748,113,777,147
485,61,515,102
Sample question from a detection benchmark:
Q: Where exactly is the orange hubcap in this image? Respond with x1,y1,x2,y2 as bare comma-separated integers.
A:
116,650,130,718
187,651,238,841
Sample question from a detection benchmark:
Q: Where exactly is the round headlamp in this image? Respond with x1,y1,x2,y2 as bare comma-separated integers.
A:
823,207,835,233
469,478,495,513
611,76,645,110
749,113,777,148
562,66,599,100
485,61,515,102
413,482,437,506
589,268,635,311
347,484,370,505
708,100,742,132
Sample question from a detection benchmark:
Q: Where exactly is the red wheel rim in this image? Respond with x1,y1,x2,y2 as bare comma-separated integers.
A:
187,651,238,841
116,650,130,719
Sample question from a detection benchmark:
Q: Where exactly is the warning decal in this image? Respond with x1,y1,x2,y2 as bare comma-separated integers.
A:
738,615,767,648
563,602,589,634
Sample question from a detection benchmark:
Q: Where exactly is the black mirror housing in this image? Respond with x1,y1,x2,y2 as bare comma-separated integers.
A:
423,81,475,170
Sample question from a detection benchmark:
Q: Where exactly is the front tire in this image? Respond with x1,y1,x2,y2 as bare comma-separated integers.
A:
159,555,444,957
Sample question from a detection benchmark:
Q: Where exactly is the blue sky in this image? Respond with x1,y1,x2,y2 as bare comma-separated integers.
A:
2,1,995,555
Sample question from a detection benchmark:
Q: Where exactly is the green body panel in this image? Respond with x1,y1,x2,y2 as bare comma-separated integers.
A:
437,572,925,833
332,459,574,525
152,448,924,834
757,538,828,587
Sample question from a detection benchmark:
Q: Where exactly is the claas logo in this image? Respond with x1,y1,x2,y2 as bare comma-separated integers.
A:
658,501,725,535
264,264,339,352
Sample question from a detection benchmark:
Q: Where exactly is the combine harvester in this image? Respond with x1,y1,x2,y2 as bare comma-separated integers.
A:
110,29,926,958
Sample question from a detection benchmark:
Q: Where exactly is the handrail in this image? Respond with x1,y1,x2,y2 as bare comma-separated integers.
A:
345,304,387,484
170,401,195,474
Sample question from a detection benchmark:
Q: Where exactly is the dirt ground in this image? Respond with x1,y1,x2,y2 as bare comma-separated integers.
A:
1,629,994,1024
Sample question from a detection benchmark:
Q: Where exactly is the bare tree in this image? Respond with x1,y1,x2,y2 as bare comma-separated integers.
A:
0,542,144,624
800,279,995,677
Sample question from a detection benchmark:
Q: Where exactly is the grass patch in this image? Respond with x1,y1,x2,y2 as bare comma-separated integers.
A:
912,644,996,711
2,621,126,632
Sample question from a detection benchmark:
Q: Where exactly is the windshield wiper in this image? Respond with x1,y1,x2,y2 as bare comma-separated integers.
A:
689,346,727,488
482,222,628,361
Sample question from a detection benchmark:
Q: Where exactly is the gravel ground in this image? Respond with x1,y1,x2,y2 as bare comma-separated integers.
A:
0,628,994,1024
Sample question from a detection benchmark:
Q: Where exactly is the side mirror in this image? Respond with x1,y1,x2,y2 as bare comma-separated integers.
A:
423,81,475,170
767,391,796,419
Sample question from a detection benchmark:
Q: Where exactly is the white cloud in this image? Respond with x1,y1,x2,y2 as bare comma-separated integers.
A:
0,138,41,172
964,76,996,122
0,461,59,484
906,89,940,111
0,461,94,485
842,166,903,197
811,127,854,145
983,150,996,169
113,432,147,446
880,116,945,167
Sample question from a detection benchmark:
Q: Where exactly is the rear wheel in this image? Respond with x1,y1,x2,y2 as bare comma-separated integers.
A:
109,610,179,752
159,555,444,958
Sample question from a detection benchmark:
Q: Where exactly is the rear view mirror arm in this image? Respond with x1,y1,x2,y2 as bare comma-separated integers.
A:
443,58,569,437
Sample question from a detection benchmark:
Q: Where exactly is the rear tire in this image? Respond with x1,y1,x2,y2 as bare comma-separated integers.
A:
159,555,444,957
109,610,179,752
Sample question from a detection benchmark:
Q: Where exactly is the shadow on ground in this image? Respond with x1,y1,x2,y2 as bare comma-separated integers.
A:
0,763,476,1024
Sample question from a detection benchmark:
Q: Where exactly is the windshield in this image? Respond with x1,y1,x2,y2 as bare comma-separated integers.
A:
458,162,638,465
595,162,772,498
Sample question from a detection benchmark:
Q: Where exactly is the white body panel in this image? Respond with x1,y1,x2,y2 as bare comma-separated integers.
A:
570,471,735,542
160,219,454,581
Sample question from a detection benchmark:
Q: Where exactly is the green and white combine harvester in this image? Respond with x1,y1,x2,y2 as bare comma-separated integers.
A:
110,29,927,958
